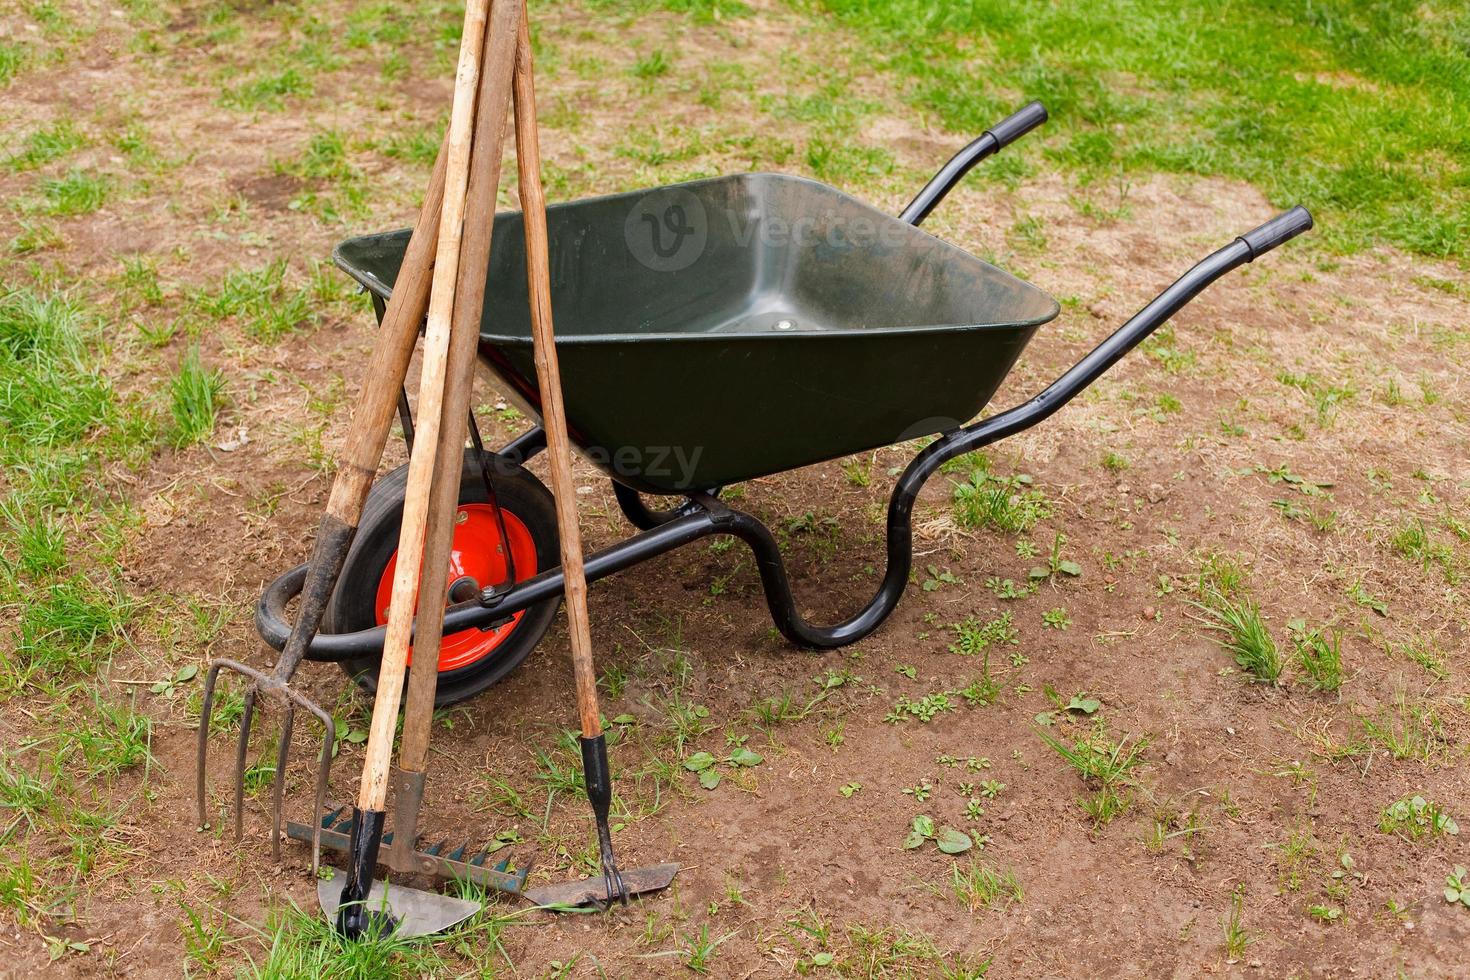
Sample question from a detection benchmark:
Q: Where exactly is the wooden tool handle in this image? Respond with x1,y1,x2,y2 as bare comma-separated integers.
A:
323,133,450,526
268,136,450,684
397,0,527,778
513,8,602,740
357,0,491,814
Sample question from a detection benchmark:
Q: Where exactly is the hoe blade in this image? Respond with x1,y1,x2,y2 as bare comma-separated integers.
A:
316,868,480,938
525,863,680,909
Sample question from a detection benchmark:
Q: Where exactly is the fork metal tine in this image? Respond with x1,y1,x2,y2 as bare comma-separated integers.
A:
196,656,335,877
270,705,294,861
232,688,257,841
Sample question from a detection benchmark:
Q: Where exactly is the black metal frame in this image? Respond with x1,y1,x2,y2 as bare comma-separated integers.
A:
255,199,1311,662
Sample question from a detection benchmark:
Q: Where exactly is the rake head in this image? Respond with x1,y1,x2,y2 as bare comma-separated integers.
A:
195,657,337,875
286,803,532,896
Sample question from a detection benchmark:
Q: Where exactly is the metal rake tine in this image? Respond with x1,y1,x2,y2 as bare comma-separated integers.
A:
285,686,336,879
196,662,225,829
270,705,295,862
233,687,258,842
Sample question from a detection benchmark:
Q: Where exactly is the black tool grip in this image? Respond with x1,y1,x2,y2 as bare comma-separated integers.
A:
1236,205,1313,260
985,100,1048,151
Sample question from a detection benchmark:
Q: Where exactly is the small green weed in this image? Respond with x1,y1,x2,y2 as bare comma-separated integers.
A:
1446,867,1470,909
952,465,1051,533
192,261,313,341
903,814,972,855
1379,796,1458,841
949,613,1017,655
1222,885,1252,960
1041,607,1071,631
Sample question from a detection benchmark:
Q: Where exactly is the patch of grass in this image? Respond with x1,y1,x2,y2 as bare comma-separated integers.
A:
1191,588,1282,685
273,129,366,221
0,497,67,578
1277,370,1355,427
0,288,116,453
1038,721,1150,826
1222,884,1252,960
220,66,312,111
1360,693,1444,762
6,120,86,172
8,219,61,255
1288,619,1342,692
192,260,313,341
805,138,895,186
1379,795,1458,841
1390,520,1459,583
0,42,25,86
818,0,1470,260
660,0,750,21
239,898,510,978
1393,636,1448,681
632,48,672,80
169,347,225,447
376,122,442,167
948,859,1022,912
952,462,1052,533
6,575,135,691
37,169,110,216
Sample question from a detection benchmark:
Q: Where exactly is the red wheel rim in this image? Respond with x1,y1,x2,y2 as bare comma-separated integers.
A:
374,504,539,672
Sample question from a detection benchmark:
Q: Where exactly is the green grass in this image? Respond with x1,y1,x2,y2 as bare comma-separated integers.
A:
192,260,314,341
1191,589,1283,685
948,859,1022,912
1289,620,1343,692
273,129,366,221
952,466,1052,533
169,347,225,447
0,42,25,86
6,120,85,173
220,66,312,111
1038,722,1150,826
1223,885,1252,960
0,287,148,696
0,288,115,453
38,170,110,216
819,0,1470,259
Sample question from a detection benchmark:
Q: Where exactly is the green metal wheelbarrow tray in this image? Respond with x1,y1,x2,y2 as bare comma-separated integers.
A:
249,101,1311,885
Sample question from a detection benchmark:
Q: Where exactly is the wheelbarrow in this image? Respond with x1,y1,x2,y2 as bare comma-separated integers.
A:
246,100,1311,883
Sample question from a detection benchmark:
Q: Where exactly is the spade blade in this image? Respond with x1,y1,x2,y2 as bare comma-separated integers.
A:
316,868,480,938
524,863,680,909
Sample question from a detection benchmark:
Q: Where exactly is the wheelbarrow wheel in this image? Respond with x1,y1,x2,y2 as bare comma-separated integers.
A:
325,450,560,706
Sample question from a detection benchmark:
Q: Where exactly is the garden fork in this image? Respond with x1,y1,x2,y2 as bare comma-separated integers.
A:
195,131,451,872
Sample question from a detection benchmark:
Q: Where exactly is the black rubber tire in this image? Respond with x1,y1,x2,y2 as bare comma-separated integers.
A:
325,450,560,707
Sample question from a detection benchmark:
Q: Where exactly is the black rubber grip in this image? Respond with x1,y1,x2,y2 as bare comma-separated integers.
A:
984,101,1048,150
1236,205,1313,260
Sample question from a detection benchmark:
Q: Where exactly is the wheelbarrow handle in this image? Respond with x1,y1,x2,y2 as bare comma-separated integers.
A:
900,100,1048,226
915,206,1315,469
1237,205,1313,260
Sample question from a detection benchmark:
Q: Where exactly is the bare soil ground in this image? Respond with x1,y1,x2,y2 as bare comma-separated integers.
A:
1,0,1467,976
